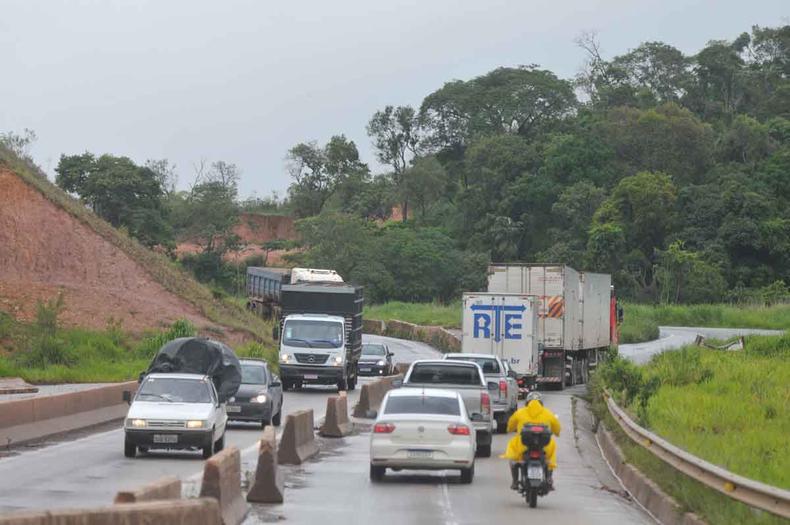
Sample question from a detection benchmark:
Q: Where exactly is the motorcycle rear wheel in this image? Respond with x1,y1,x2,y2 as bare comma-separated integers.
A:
526,487,537,508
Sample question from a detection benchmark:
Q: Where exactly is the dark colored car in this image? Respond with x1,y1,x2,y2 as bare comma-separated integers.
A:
357,343,394,376
226,359,284,428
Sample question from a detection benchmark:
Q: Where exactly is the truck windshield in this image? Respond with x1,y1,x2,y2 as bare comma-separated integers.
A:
283,320,343,348
408,364,482,386
384,396,461,416
137,378,212,403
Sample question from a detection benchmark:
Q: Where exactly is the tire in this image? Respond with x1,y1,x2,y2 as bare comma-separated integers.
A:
527,487,538,508
202,436,214,459
460,464,474,484
260,419,268,430
124,439,136,458
348,374,357,391
272,404,282,426
282,381,291,392
337,376,348,392
214,433,225,453
138,446,149,454
495,415,507,434
369,464,385,482
476,443,491,458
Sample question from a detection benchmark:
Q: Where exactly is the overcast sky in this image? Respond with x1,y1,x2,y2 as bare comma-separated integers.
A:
2,0,787,198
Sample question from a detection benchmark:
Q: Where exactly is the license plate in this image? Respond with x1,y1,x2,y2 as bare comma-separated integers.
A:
360,368,371,372
407,450,433,459
527,465,544,480
226,405,241,413
304,374,319,380
153,434,178,444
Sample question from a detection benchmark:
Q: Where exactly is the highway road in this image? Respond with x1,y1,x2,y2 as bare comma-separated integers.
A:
0,334,440,513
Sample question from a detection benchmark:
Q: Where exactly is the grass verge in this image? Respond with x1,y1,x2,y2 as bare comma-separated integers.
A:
364,301,461,328
590,334,789,524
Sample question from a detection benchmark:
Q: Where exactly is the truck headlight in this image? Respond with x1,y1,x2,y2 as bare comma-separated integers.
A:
186,420,205,429
253,393,268,403
376,360,385,366
129,418,146,428
280,354,291,363
332,355,343,366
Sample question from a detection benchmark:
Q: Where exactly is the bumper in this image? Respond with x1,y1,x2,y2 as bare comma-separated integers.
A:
371,441,475,470
226,401,272,422
280,364,344,385
357,363,388,376
492,402,511,416
124,429,212,450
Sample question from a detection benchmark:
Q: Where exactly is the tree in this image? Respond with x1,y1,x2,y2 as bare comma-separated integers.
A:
402,156,448,219
654,241,726,303
0,128,37,160
55,153,171,247
287,135,367,218
367,106,422,221
145,159,178,195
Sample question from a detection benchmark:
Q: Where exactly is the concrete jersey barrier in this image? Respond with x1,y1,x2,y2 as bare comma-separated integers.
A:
363,318,460,353
114,475,182,504
278,409,319,465
319,393,352,437
247,426,285,504
0,381,138,446
352,375,402,419
0,498,222,525
199,446,248,525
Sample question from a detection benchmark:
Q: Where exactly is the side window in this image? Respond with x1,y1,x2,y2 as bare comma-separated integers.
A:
208,381,218,404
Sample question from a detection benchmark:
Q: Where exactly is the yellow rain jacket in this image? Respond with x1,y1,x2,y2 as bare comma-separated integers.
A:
500,399,561,470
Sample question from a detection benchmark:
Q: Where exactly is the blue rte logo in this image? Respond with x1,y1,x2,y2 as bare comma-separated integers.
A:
470,304,526,342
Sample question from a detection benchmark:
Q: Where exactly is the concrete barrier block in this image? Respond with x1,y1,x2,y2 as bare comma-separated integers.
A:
199,446,248,525
114,475,182,504
319,395,351,437
278,409,318,465
352,384,372,418
0,510,47,525
247,426,284,504
394,362,411,375
0,398,36,428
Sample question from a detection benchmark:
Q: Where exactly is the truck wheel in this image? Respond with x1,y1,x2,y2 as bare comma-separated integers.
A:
348,374,357,391
495,414,507,434
337,376,348,391
124,439,136,458
476,443,491,458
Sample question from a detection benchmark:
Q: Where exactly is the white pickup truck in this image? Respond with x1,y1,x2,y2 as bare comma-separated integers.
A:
402,359,494,457
123,373,228,459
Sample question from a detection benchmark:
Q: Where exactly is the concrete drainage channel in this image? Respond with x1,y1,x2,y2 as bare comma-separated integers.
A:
0,375,399,525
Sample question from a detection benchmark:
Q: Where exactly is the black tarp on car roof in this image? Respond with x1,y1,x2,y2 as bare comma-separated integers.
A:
146,337,242,402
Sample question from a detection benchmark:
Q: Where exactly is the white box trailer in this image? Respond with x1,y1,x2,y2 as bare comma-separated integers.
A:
487,264,612,388
461,293,539,377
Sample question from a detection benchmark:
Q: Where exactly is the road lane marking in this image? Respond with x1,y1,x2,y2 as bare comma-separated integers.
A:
439,480,458,525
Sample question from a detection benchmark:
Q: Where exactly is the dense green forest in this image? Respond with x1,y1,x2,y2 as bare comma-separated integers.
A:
9,24,789,304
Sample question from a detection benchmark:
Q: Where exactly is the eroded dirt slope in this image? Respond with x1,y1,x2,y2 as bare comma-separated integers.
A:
0,169,236,336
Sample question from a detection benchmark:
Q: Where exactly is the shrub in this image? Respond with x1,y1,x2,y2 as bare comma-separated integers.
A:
132,319,197,359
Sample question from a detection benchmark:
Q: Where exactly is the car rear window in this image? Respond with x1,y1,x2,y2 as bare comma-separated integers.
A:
448,356,500,374
408,364,482,385
384,396,461,416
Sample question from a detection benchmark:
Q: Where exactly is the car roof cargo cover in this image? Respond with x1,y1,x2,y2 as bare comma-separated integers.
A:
146,337,242,402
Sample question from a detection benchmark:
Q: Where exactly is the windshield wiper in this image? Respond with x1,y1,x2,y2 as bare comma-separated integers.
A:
285,338,313,348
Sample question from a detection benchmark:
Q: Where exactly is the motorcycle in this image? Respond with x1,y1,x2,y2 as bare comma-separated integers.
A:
518,423,553,508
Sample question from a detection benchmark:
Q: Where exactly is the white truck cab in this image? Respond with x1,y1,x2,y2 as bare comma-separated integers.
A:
278,313,350,389
123,373,228,459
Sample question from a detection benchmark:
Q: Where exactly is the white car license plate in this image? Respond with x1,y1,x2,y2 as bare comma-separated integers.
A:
407,450,433,459
226,405,241,413
360,368,371,372
304,374,319,380
527,465,544,480
153,434,178,444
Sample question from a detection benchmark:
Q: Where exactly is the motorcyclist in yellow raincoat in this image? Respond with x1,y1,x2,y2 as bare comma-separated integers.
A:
501,391,561,490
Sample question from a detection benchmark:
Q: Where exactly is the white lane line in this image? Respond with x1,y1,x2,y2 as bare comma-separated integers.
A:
0,427,122,466
439,480,459,525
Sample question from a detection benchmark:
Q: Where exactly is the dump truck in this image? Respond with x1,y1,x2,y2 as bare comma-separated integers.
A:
246,267,343,319
487,264,612,388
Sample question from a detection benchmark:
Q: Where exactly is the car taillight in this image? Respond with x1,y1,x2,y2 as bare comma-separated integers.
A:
499,380,507,397
447,424,471,436
481,392,491,415
529,450,541,459
373,423,396,434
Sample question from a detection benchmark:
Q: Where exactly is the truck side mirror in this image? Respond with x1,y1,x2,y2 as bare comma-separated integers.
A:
272,325,280,341
122,391,132,404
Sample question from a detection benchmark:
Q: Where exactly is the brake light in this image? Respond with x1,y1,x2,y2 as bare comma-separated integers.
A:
499,380,507,397
373,423,396,434
481,392,491,415
517,377,525,386
447,424,471,436
529,450,541,459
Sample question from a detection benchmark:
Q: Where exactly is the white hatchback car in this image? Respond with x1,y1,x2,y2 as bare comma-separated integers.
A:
369,388,476,483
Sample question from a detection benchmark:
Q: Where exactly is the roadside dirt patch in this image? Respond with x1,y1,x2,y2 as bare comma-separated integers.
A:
0,169,243,339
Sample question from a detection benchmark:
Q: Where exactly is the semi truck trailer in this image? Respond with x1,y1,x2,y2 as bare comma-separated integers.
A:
487,264,612,388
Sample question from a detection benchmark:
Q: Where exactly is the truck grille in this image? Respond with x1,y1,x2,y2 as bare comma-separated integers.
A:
147,420,186,429
294,353,329,364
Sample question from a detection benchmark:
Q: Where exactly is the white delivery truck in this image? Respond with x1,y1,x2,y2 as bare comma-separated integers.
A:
487,264,612,389
461,292,540,381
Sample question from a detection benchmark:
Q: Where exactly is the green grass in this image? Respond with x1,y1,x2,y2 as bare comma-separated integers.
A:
592,334,790,524
0,315,279,383
0,145,272,344
365,301,461,328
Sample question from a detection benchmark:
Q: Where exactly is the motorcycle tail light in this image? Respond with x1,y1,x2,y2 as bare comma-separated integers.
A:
529,450,541,459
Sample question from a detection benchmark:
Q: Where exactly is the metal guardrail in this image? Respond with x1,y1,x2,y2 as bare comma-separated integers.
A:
605,392,790,519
